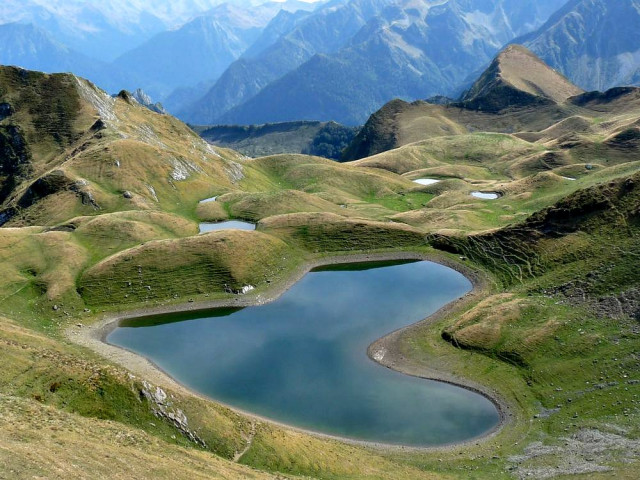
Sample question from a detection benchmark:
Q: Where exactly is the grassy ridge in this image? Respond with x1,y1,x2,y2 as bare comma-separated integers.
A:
79,230,298,306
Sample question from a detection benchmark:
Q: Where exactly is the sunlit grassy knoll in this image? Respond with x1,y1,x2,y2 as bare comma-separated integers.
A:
354,133,542,179
2,70,251,229
78,229,300,307
246,154,416,200
71,210,198,263
259,212,426,254
215,189,346,222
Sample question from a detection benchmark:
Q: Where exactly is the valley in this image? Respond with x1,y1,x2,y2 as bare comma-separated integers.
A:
0,12,639,479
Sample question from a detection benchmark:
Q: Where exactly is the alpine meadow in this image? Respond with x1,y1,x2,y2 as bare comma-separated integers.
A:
0,1,639,479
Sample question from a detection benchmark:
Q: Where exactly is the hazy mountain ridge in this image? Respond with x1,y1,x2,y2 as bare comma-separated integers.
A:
0,0,232,62
0,0,322,104
195,120,358,159
184,0,567,125
0,23,138,93
181,0,396,124
520,0,640,91
114,1,319,100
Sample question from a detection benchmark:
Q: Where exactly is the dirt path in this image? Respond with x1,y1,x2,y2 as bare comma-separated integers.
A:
234,421,256,462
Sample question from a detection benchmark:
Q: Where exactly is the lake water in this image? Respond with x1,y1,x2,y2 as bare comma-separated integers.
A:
413,178,441,186
471,191,500,200
199,220,256,234
108,260,500,446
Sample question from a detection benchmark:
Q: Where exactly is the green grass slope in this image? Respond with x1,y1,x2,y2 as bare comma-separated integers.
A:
0,64,639,479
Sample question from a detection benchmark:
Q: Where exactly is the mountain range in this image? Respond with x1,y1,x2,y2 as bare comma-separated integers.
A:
180,0,568,125
0,23,137,93
342,43,598,160
521,0,640,92
0,0,234,62
113,1,318,100
2,0,640,127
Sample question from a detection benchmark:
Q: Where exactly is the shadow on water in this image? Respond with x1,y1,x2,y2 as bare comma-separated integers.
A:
119,307,245,328
312,259,418,272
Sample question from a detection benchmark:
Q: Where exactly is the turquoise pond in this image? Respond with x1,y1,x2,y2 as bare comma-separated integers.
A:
108,260,500,446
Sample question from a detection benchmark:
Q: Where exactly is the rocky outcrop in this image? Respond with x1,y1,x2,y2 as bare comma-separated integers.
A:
0,102,13,120
0,125,33,204
131,89,167,115
429,173,640,286
341,99,406,161
139,380,207,448
16,171,100,211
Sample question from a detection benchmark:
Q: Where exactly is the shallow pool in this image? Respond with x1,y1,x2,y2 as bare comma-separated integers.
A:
199,220,255,234
471,191,500,200
413,178,441,186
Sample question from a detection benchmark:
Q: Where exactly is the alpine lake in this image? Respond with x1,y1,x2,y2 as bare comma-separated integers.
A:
108,260,500,447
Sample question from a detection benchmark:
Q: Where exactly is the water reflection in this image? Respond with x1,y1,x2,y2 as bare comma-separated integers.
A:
109,261,499,446
199,220,255,234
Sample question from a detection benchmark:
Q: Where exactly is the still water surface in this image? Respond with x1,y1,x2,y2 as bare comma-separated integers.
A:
108,260,500,446
199,220,256,233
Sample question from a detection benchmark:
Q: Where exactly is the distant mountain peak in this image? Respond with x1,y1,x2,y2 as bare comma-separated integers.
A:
460,44,584,112
131,88,167,114
520,0,640,92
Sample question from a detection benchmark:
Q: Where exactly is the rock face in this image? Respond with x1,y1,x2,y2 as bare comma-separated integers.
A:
0,124,32,206
131,88,166,115
521,0,640,91
0,103,13,121
140,381,207,447
340,99,407,161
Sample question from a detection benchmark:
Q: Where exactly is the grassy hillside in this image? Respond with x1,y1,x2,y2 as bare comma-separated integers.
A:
0,64,639,479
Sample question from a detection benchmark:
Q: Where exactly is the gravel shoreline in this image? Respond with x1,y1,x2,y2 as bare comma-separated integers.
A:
68,250,511,451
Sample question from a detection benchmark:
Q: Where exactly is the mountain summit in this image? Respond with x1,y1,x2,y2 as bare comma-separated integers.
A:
460,45,584,112
343,44,589,160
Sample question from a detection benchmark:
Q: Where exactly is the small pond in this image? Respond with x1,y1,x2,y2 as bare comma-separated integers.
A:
108,260,500,446
199,220,256,234
413,178,441,186
471,191,500,200
199,196,218,203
